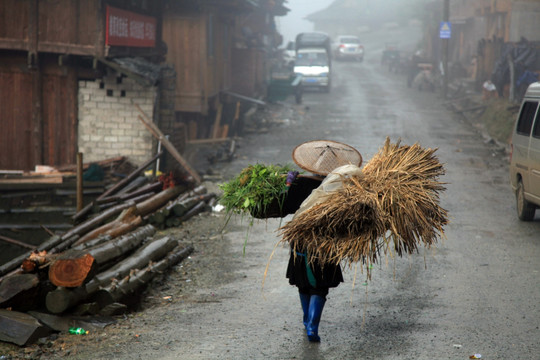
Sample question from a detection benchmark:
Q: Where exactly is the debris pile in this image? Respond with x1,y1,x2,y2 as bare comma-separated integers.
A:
0,155,217,346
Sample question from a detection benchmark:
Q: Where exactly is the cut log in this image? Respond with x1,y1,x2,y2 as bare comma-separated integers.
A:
135,186,185,217
45,235,176,314
85,224,156,266
92,236,178,285
0,309,52,346
179,200,211,223
45,285,94,315
60,201,136,243
0,273,40,309
72,206,142,247
71,234,112,251
98,181,162,204
171,193,215,217
93,245,194,307
48,251,97,288
46,235,80,255
116,176,148,195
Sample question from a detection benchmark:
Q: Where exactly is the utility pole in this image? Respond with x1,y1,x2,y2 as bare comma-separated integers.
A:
442,0,450,99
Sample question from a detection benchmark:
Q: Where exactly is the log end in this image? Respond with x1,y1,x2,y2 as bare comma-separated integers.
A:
49,254,96,288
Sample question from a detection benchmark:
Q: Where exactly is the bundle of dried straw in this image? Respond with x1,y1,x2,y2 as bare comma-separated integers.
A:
279,137,448,267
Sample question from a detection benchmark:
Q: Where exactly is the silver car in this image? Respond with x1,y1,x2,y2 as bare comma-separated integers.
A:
333,35,364,62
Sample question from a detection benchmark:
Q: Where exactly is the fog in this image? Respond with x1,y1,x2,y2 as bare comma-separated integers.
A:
277,0,334,45
277,0,430,46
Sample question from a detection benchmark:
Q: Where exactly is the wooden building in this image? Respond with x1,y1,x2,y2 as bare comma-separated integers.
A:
0,0,169,171
0,0,289,171
161,0,288,140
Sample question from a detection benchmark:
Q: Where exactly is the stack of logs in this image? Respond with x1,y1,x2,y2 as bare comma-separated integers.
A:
0,156,218,346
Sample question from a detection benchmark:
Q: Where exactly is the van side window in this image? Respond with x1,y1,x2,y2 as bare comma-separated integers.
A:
533,112,540,138
516,101,538,136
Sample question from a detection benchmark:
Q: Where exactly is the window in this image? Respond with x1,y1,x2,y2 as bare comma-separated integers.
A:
532,110,540,138
295,52,329,67
516,101,538,136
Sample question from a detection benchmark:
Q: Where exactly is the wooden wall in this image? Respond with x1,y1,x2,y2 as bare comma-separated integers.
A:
0,0,103,56
163,14,205,113
162,11,233,115
0,55,78,170
0,56,35,170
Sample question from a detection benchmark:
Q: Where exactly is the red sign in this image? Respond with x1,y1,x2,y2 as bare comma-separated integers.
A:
106,5,156,47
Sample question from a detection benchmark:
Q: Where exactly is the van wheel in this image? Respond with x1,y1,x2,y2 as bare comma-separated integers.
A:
516,180,536,221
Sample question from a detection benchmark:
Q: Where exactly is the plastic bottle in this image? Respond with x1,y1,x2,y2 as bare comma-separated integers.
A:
68,327,88,335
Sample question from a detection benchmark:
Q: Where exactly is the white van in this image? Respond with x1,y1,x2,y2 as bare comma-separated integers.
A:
509,82,540,220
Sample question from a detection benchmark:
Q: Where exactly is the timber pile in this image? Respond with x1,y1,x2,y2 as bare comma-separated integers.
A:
279,137,448,271
0,159,217,346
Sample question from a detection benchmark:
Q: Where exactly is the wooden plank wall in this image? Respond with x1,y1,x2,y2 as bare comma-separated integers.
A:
0,0,30,45
0,55,78,171
163,15,204,113
0,0,101,56
41,62,77,168
0,58,34,170
205,15,232,100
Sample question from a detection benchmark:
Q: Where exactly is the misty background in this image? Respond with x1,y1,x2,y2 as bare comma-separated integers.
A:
277,0,333,44
276,0,430,46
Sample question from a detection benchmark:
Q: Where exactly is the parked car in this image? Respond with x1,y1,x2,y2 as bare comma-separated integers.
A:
333,35,364,62
282,41,296,67
509,81,540,220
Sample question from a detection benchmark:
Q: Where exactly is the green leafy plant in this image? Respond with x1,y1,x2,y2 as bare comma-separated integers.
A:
218,163,296,254
219,163,295,216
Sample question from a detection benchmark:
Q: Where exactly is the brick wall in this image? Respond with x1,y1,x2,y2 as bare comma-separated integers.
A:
78,74,156,166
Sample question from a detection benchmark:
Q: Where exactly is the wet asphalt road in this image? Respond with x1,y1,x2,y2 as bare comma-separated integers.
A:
75,25,539,360
180,26,540,359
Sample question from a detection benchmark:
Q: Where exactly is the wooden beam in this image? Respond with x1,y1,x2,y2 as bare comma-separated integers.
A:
135,105,201,184
0,235,36,250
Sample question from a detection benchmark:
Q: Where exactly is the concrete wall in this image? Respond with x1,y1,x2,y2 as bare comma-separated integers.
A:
509,2,540,42
77,74,156,166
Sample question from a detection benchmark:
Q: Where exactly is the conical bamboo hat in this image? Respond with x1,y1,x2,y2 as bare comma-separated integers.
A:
292,140,362,175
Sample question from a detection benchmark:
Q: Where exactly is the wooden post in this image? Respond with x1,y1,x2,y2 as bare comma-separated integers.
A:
135,104,201,183
231,101,241,136
77,152,83,212
212,103,223,139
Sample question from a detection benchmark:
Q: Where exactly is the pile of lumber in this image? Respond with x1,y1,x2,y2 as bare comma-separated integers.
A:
279,138,448,272
0,155,217,346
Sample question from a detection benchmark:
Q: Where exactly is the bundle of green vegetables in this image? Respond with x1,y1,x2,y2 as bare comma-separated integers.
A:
218,163,296,219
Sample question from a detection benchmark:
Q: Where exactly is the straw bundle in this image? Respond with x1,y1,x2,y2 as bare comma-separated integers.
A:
279,137,448,267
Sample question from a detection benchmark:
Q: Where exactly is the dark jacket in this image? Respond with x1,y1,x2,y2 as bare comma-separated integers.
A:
281,176,344,290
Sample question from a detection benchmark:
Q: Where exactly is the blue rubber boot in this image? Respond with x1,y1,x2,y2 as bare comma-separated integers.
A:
306,295,326,342
299,292,310,328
